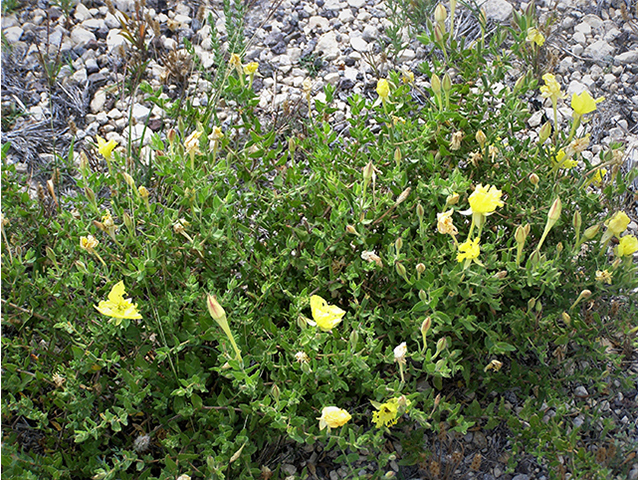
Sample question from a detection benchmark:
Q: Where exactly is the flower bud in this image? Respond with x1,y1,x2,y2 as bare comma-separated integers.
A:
493,270,507,279
572,210,581,233
363,161,375,187
548,197,562,223
85,186,96,204
138,186,150,200
514,74,526,92
561,312,571,325
167,128,177,144
529,173,539,188
122,211,134,230
206,294,226,322
570,289,592,310
271,383,281,404
442,73,452,93
583,224,600,240
539,122,552,143
475,130,486,148
350,329,359,351
527,298,536,311
395,262,407,278
395,187,411,205
421,316,432,336
432,337,447,360
435,359,447,371
122,172,136,189
556,242,563,254
445,193,459,206
478,8,487,28
419,289,427,302
395,237,403,253
346,224,358,235
434,3,447,23
515,224,528,244
431,74,441,94
416,203,425,221
394,148,402,163
416,263,426,274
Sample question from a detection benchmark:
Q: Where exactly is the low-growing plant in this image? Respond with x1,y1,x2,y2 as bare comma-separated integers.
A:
1,1,636,479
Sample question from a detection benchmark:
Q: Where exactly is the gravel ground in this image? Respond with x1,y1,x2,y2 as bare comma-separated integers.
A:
1,0,637,478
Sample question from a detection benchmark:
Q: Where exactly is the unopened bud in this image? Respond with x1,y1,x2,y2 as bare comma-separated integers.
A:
527,298,536,311
85,186,96,204
421,316,432,335
416,203,425,221
525,0,536,17
583,224,600,240
442,73,452,92
571,289,592,310
514,74,526,92
561,312,571,325
363,161,375,187
346,224,358,235
478,8,487,28
394,148,402,163
419,289,427,302
535,300,542,312
548,197,562,223
556,242,563,254
435,359,446,371
395,187,411,205
270,384,281,404
572,211,581,233
288,137,296,154
431,74,441,94
395,237,403,253
350,329,359,351
493,270,507,279
122,211,134,230
206,294,226,322
167,128,177,144
416,263,426,274
434,3,447,23
122,172,136,189
475,130,486,148
395,262,407,278
539,122,552,143
529,173,540,188
432,337,447,360
445,193,459,206
515,224,528,244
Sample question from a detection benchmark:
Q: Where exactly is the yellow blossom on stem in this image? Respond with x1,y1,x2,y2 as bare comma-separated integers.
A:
615,235,638,257
595,270,613,284
457,237,480,263
95,281,142,324
571,91,604,116
540,73,563,102
318,407,351,431
463,184,504,238
372,399,399,428
600,211,630,247
526,27,545,46
80,235,99,252
437,209,458,235
308,295,346,331
377,79,390,112
96,135,118,160
483,360,503,372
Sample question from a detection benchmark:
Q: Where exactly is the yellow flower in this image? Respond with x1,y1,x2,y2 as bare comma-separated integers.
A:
526,27,545,46
138,186,149,199
566,135,590,156
209,126,224,141
184,130,202,155
372,399,399,428
80,235,99,252
95,281,142,322
229,53,242,67
457,237,480,262
401,69,414,84
615,235,638,257
586,168,606,187
483,360,503,372
556,149,577,169
437,209,458,235
243,62,259,74
318,406,351,430
468,184,504,215
595,270,613,284
540,73,563,101
376,79,390,101
96,135,118,160
309,295,346,331
571,91,604,115
605,211,630,236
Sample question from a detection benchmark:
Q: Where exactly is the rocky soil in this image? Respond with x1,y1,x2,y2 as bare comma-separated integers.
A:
1,0,637,479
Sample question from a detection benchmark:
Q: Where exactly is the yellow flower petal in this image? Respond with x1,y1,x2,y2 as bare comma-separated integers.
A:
310,295,346,331
571,91,604,115
318,406,351,430
95,281,142,320
468,184,504,215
